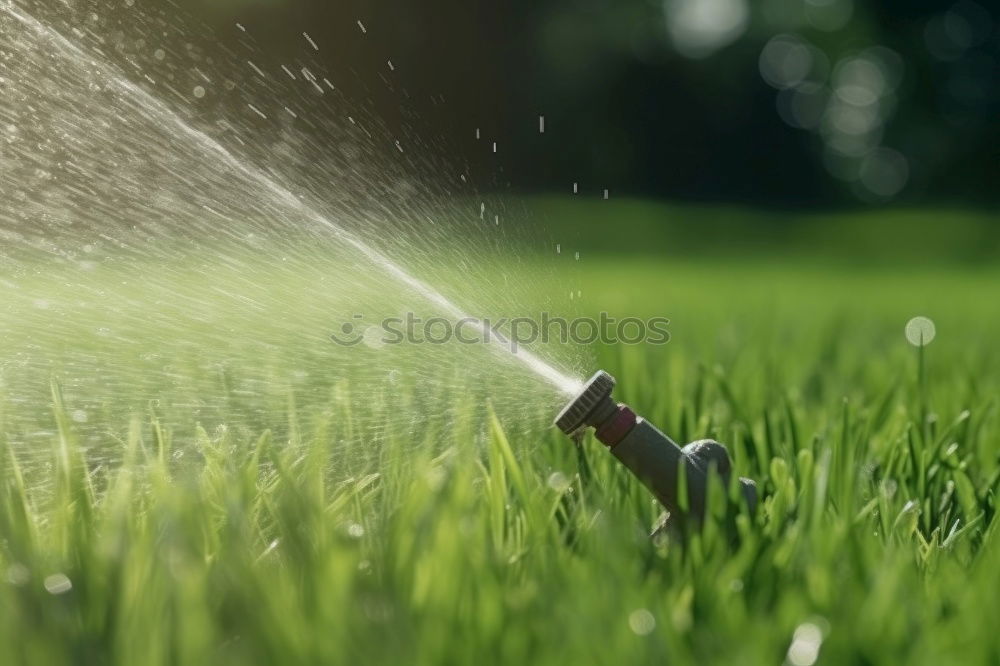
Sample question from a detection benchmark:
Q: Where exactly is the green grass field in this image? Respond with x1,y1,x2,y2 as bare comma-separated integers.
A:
2,210,1000,664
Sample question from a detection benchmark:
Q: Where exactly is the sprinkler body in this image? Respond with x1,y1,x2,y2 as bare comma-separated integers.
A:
555,371,756,526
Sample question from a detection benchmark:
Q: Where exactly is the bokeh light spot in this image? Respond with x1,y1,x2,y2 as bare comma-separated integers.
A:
759,34,815,89
804,0,853,32
906,316,936,347
859,147,908,197
665,0,748,59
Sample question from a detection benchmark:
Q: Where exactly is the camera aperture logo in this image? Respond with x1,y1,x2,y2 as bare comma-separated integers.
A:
331,313,670,351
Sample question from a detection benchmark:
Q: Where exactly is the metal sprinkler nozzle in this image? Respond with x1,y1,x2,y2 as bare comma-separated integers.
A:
555,371,757,527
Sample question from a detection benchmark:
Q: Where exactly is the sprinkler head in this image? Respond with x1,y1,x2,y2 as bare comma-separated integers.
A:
555,370,757,528
554,370,617,435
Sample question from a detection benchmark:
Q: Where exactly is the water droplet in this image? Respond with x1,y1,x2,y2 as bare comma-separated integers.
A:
44,573,73,595
192,85,205,98
547,471,570,492
628,609,656,635
363,326,385,350
787,622,824,666
425,466,446,491
6,564,29,587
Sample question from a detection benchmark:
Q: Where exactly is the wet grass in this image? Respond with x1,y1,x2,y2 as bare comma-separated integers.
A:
2,256,1000,664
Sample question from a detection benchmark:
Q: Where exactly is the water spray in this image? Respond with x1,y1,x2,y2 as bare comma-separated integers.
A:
555,371,757,527
4,3,748,526
1,2,582,401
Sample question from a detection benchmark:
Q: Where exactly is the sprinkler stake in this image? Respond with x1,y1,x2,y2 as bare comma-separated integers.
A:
555,371,756,527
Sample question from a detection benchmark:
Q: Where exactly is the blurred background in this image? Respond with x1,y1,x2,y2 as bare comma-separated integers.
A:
168,0,999,208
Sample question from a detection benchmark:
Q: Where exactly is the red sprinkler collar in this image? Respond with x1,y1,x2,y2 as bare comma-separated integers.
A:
594,404,638,447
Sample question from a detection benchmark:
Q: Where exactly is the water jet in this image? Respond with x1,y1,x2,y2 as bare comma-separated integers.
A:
555,370,757,527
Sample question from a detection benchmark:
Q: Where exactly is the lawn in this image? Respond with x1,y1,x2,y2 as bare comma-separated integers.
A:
2,210,999,664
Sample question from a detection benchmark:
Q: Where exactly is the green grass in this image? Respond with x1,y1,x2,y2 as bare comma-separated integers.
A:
531,197,1000,264
2,250,1000,664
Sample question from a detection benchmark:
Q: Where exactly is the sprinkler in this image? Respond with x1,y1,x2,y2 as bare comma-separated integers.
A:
555,371,757,528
